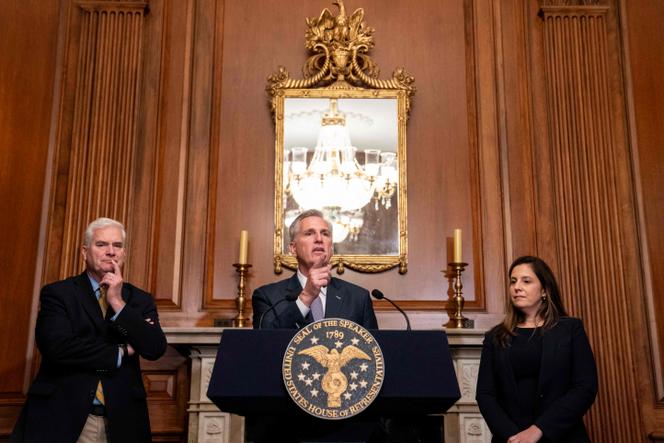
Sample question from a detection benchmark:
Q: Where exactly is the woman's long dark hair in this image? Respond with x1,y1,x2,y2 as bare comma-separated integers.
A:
494,256,568,347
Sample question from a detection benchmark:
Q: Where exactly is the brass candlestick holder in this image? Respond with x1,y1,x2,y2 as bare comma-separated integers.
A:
232,263,252,327
447,262,469,328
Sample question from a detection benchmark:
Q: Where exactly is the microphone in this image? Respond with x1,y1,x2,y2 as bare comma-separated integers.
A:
371,289,411,331
258,291,299,329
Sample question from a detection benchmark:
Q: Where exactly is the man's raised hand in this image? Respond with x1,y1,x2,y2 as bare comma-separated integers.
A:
301,256,331,306
101,260,126,311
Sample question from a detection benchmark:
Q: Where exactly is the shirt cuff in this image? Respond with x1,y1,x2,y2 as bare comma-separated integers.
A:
110,305,124,321
295,297,310,318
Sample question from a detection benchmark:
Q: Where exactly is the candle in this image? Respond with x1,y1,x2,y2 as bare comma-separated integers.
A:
238,230,249,264
453,228,462,263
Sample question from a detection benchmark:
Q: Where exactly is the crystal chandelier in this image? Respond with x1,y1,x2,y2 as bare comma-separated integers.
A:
283,99,398,233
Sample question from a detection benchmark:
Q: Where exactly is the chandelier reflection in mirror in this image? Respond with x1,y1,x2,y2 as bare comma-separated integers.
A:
283,98,398,243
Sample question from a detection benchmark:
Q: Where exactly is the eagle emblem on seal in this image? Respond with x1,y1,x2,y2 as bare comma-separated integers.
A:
298,345,371,407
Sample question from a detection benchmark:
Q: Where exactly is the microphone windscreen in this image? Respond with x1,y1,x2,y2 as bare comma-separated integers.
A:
370,289,384,300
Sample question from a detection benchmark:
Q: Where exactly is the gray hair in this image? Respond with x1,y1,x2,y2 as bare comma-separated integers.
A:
288,209,332,240
84,217,126,247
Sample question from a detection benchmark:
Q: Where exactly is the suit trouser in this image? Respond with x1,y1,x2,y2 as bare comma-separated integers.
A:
76,414,109,443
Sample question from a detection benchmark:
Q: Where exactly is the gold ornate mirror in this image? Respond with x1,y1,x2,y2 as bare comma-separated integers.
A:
268,0,415,274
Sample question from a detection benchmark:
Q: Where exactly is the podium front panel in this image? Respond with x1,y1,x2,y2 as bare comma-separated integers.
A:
207,329,461,416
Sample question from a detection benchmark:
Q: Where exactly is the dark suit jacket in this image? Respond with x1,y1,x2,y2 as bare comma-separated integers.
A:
476,317,597,443
251,273,378,329
11,272,167,443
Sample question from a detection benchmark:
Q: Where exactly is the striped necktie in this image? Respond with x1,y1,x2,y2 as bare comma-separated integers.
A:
310,296,324,321
98,286,108,318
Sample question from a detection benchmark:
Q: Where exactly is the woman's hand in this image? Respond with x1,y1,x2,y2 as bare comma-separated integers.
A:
507,425,543,443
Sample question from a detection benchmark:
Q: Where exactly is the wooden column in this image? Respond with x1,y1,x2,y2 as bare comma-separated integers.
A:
539,1,640,440
58,0,147,277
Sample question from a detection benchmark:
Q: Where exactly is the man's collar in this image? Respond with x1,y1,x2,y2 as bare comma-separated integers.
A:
86,272,100,294
296,268,307,290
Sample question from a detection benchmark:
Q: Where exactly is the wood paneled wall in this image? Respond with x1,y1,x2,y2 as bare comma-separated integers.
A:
623,0,664,438
205,0,489,325
0,0,60,435
1,0,663,441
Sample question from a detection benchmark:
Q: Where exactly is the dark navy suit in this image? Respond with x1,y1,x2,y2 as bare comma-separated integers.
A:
11,272,167,443
251,273,378,329
476,317,598,443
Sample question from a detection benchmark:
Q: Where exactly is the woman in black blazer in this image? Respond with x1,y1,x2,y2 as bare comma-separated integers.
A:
476,256,598,443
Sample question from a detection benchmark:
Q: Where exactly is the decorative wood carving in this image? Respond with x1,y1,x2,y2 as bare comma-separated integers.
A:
539,3,640,441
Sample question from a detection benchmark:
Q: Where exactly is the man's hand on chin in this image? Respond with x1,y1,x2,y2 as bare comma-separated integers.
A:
100,260,126,311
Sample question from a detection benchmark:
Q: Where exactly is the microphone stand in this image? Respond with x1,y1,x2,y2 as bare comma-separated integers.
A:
371,289,411,331
258,291,299,329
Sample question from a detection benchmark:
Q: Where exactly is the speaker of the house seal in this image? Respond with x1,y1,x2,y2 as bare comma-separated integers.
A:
282,318,385,420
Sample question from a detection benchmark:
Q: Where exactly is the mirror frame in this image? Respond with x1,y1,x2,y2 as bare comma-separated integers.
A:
267,0,415,275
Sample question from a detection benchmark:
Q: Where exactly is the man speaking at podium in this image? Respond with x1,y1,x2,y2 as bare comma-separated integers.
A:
249,209,379,443
252,209,377,330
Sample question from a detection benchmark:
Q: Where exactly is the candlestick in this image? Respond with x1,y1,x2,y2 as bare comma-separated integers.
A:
238,230,249,264
446,261,469,328
453,228,462,263
232,263,252,327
